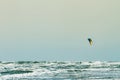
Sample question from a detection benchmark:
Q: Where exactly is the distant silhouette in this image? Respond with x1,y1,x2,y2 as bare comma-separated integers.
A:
88,38,93,46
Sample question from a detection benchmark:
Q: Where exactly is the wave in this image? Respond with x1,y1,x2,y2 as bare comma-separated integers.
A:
1,70,33,75
0,61,120,79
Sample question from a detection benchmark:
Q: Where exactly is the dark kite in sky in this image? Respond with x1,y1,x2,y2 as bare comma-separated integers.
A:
88,38,93,46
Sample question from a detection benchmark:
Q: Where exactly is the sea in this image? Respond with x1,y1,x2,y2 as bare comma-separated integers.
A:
0,61,120,80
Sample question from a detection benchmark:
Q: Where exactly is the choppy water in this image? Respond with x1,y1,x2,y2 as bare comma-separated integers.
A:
0,61,120,80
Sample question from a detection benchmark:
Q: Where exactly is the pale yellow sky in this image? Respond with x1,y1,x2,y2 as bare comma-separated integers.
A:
0,0,120,61
0,0,120,38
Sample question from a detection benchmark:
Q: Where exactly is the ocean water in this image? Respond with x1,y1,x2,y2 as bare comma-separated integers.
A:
0,61,120,80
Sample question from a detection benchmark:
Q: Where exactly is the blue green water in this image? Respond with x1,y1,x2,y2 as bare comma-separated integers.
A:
0,61,120,80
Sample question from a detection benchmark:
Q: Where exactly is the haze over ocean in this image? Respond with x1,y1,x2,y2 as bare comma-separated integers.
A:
0,0,120,61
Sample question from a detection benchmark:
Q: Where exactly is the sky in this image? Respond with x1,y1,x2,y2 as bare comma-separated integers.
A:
0,0,120,61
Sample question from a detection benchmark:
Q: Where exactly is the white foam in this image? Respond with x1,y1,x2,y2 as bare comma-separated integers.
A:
0,61,120,79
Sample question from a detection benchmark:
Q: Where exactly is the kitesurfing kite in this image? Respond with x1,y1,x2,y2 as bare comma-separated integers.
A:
88,38,93,46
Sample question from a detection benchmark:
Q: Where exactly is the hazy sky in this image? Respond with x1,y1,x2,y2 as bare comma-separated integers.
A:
0,0,120,61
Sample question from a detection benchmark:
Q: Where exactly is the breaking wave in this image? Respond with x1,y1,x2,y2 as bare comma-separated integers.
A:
0,61,120,80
